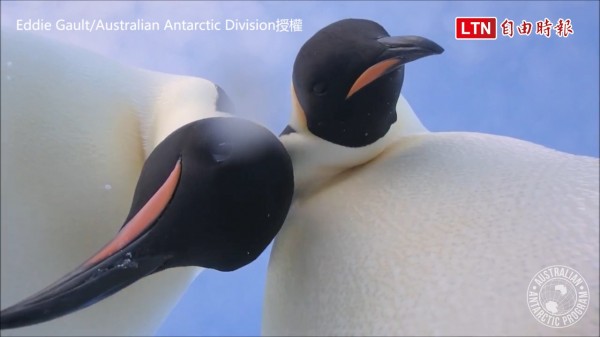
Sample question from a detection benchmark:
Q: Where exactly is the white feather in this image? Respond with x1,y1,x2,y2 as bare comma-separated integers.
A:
265,96,599,336
0,29,228,336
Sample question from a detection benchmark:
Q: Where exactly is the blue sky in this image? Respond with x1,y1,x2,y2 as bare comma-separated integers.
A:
1,1,598,335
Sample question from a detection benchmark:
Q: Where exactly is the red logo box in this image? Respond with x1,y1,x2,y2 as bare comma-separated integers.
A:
455,17,497,40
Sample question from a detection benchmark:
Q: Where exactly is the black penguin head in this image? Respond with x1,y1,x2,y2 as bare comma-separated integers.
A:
1,117,294,330
127,117,293,271
291,18,444,147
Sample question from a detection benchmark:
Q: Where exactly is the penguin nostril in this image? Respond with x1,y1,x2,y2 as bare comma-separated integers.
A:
209,142,232,163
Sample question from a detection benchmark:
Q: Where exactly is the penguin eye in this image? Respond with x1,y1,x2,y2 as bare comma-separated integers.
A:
312,82,327,96
209,141,233,163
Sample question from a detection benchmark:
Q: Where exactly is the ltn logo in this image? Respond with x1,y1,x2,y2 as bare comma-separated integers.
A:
455,17,497,40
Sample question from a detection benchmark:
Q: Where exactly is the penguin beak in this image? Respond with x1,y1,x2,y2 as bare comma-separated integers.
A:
377,35,445,64
347,35,444,98
0,117,294,330
0,227,174,330
0,161,183,330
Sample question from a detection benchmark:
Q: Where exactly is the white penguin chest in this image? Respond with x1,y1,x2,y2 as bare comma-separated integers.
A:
263,132,599,336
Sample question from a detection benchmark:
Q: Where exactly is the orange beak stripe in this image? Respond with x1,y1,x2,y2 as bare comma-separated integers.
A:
84,159,182,267
346,58,401,99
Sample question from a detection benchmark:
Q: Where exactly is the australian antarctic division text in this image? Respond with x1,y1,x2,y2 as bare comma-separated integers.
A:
16,19,291,32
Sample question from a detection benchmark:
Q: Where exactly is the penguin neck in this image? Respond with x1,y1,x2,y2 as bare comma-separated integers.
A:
129,69,229,159
390,94,429,138
282,95,428,197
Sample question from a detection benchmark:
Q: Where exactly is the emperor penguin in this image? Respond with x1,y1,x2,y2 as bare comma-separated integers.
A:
263,19,599,336
0,29,294,335
2,18,598,336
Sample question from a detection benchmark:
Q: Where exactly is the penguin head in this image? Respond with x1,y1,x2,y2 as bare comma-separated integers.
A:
289,18,444,147
1,117,294,329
